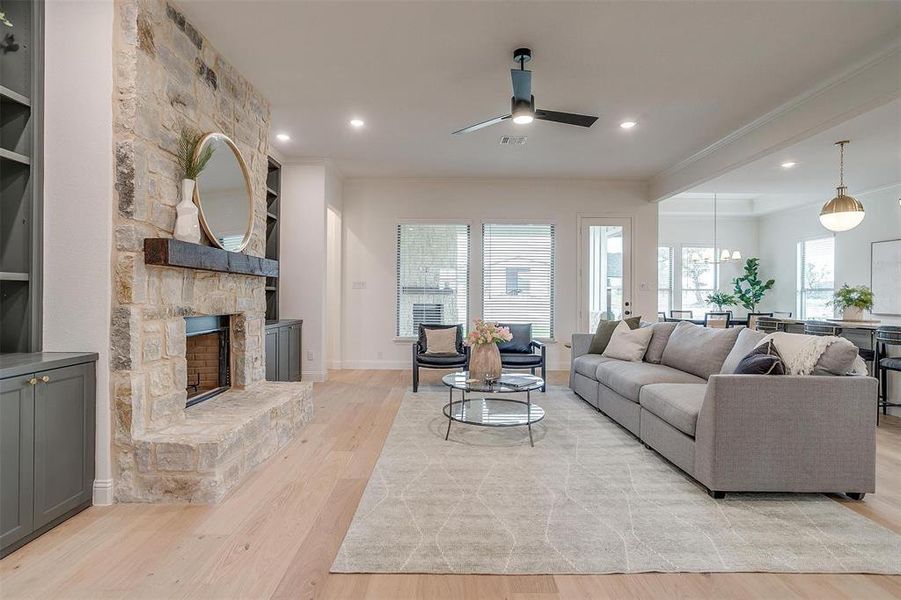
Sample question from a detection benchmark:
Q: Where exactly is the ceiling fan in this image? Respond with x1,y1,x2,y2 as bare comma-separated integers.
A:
452,48,599,135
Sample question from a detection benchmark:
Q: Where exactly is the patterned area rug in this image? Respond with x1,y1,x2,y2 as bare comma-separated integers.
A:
332,386,901,574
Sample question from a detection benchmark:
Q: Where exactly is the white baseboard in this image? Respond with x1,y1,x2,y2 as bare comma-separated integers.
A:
304,370,327,382
93,479,114,505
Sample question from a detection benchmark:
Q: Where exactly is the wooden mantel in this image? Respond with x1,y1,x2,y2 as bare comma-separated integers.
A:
144,238,279,277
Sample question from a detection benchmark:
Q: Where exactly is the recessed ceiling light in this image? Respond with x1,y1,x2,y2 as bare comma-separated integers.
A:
619,121,638,129
781,161,797,169
350,118,365,128
275,133,291,142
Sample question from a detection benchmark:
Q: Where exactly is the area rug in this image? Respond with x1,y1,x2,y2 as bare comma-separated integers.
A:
331,386,901,574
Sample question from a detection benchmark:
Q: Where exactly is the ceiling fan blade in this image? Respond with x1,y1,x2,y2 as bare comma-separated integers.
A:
535,109,598,128
452,114,511,135
510,69,532,102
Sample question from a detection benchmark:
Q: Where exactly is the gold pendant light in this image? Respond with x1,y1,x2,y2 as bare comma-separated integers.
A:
819,140,864,232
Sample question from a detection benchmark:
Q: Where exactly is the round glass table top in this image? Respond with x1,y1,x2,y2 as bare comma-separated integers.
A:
441,372,544,393
443,398,545,427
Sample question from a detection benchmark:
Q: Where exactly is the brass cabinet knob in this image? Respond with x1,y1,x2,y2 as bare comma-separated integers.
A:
41,375,50,383
27,378,38,385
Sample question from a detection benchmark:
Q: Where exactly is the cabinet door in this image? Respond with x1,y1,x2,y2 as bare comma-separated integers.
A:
0,376,35,551
277,326,291,381
33,364,95,529
265,329,278,381
288,324,302,382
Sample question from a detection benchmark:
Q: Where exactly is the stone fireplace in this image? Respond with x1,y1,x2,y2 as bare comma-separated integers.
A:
109,0,312,503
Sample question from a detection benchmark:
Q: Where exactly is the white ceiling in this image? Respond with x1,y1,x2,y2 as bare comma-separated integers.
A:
667,97,901,216
179,1,900,179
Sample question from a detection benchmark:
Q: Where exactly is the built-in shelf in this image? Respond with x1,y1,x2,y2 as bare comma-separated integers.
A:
0,148,31,165
0,85,31,107
265,156,281,321
266,211,278,221
0,272,30,282
144,238,279,277
266,186,279,196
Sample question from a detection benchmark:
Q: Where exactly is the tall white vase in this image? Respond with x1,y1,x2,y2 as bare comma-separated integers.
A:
174,178,201,243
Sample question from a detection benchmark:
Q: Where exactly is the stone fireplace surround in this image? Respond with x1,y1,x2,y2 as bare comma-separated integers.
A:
110,0,312,503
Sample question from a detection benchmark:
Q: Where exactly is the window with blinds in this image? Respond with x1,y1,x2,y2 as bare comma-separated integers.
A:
680,246,716,313
396,224,470,337
797,237,835,319
657,246,673,314
482,224,555,338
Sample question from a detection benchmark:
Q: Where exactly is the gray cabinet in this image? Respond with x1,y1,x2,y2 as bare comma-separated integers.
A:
265,320,302,382
0,354,96,557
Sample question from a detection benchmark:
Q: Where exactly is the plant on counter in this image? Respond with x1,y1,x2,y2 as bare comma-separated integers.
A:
705,291,738,312
732,257,775,313
831,284,874,321
173,128,214,244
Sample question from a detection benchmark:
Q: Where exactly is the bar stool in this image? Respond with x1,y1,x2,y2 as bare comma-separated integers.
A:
875,326,901,419
755,316,783,334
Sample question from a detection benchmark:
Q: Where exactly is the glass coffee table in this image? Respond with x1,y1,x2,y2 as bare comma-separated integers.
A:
441,372,545,447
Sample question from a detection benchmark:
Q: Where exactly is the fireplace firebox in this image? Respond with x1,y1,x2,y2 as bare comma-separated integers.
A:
185,315,231,407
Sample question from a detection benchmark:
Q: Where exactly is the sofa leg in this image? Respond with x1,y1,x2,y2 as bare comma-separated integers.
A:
708,490,725,499
846,492,866,501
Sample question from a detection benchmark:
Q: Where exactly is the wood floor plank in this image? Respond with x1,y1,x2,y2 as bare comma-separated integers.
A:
1,369,899,600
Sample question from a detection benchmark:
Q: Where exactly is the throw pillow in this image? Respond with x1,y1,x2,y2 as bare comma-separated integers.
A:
423,327,458,355
602,321,655,361
587,316,641,355
812,339,860,376
496,323,532,354
720,327,767,374
660,321,741,379
644,321,677,364
734,341,785,375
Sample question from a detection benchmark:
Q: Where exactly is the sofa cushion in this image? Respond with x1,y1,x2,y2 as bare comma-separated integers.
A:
603,321,654,361
639,383,707,437
661,321,741,379
588,316,641,355
734,341,785,375
573,354,616,379
720,327,767,374
644,321,677,364
500,353,542,367
418,353,467,366
497,323,532,354
595,361,706,402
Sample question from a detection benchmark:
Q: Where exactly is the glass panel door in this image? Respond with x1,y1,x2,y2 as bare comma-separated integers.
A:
580,218,632,331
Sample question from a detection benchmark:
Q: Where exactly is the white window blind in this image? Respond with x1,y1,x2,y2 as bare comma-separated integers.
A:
482,224,555,338
797,237,834,319
396,224,470,337
680,246,716,313
657,246,673,314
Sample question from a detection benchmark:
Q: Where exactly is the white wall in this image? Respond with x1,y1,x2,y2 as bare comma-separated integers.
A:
340,178,656,370
279,161,344,380
42,0,115,505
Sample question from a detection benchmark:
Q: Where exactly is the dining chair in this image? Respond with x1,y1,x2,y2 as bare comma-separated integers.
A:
747,312,773,331
657,312,666,322
704,312,731,328
875,326,901,422
772,311,793,318
670,310,693,320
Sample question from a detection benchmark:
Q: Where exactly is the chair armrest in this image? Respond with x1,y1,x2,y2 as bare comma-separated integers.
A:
694,374,877,493
571,333,593,360
529,340,545,351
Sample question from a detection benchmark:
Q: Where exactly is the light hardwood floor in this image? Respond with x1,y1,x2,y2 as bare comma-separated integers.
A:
2,369,900,599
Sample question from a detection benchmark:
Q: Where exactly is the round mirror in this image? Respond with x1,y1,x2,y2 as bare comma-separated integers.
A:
193,133,253,252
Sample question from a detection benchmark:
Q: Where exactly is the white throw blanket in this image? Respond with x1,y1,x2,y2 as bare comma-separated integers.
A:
756,332,857,376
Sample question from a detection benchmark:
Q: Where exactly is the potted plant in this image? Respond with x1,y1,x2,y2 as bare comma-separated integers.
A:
464,319,512,383
705,291,737,312
174,128,214,244
732,257,775,313
831,284,874,321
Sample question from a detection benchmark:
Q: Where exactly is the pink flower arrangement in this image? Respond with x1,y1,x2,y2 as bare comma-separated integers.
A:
464,319,513,347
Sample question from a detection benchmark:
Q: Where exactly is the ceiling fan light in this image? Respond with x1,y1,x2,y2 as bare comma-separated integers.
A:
819,188,865,232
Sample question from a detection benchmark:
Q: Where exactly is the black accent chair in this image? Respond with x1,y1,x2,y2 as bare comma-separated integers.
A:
497,323,546,392
412,324,468,393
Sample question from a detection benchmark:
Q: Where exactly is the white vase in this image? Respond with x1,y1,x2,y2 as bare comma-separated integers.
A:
174,179,201,244
842,306,864,321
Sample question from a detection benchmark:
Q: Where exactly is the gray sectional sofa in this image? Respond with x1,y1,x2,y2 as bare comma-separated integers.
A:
570,322,877,499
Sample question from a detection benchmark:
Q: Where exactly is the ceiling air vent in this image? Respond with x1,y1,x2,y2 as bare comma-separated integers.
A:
499,136,527,145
